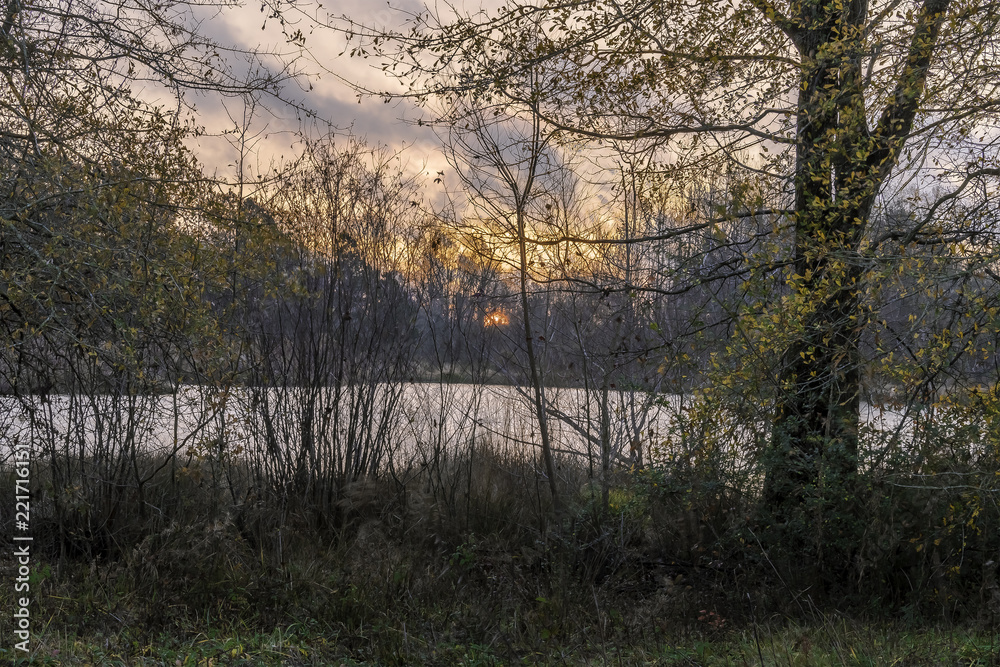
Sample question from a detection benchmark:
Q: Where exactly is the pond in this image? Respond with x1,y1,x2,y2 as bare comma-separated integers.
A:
0,383,913,474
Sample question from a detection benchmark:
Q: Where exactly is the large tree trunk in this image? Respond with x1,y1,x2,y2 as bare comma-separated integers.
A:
766,1,867,510
765,0,949,514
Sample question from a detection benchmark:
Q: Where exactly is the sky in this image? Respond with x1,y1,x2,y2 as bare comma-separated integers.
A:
182,0,448,181
172,0,623,221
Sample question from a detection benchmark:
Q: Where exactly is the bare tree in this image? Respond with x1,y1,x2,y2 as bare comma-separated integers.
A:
433,95,566,509
223,138,421,519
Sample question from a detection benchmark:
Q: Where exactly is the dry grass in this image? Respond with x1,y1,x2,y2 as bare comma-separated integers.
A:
1,433,998,664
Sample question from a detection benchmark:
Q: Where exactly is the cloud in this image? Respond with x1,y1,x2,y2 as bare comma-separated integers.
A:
173,0,445,174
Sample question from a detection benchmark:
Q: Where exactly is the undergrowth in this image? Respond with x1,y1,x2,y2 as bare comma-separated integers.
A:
1,434,999,664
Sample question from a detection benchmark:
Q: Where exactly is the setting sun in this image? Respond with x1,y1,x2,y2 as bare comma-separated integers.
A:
484,310,510,327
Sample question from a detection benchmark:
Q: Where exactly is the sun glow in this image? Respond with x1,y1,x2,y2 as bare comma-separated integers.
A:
484,310,510,327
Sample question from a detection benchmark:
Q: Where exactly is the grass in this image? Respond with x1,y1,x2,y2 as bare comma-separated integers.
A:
2,438,999,665
5,617,999,665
